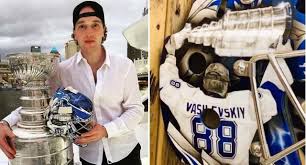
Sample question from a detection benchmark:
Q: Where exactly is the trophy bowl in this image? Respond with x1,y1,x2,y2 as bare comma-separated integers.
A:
8,52,57,85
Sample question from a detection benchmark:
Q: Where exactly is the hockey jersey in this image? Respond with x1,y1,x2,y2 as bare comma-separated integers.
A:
160,55,278,164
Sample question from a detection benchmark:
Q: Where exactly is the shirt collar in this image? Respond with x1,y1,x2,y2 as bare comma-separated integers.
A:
76,48,111,68
103,51,111,68
76,51,83,64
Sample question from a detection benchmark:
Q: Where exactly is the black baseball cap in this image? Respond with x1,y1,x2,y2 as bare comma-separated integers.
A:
73,1,105,28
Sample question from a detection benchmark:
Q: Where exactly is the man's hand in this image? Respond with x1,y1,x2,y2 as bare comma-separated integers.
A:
75,121,108,145
0,121,16,159
165,23,192,55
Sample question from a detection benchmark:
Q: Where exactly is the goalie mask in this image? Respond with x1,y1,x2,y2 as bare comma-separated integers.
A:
203,63,230,98
46,87,93,144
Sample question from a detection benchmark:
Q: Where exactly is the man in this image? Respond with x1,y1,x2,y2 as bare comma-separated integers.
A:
0,1,144,165
158,28,294,164
160,54,278,164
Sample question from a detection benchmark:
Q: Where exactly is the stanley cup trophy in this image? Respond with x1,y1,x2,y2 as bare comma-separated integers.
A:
8,53,73,165
186,2,292,57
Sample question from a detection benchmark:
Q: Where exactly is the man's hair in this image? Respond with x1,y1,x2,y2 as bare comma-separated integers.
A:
73,1,105,29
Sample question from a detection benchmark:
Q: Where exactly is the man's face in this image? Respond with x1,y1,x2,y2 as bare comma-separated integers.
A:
202,63,229,98
74,6,105,50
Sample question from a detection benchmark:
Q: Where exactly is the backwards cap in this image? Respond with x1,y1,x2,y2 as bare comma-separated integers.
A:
73,1,105,28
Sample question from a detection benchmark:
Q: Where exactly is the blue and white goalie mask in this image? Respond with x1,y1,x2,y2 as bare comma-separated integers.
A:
46,86,94,143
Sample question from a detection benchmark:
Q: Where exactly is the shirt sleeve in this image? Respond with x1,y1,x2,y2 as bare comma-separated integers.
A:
159,55,199,116
104,60,144,138
160,55,180,88
260,58,293,91
159,55,182,116
2,107,22,127
257,88,278,123
259,58,293,122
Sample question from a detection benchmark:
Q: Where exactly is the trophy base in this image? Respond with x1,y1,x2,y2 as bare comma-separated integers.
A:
10,127,73,165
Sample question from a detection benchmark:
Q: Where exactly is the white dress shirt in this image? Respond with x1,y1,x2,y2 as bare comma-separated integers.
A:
4,51,144,164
